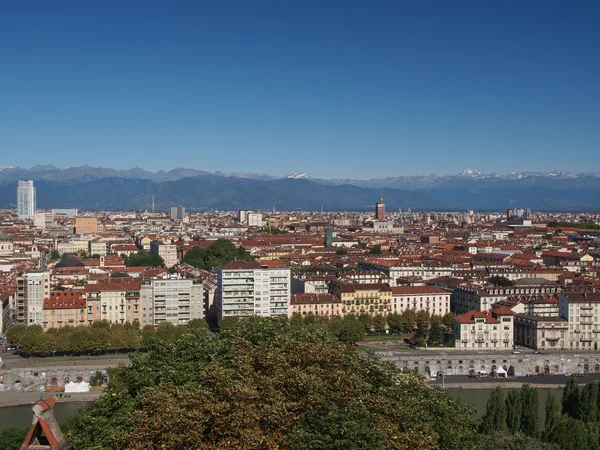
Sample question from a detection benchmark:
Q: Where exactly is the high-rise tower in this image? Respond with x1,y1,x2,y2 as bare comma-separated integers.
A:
17,180,36,219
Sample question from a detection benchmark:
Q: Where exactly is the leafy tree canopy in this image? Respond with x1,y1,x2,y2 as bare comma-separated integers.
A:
181,239,254,271
66,317,481,449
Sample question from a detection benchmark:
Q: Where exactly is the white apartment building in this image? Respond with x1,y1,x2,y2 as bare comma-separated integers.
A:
559,291,600,351
454,306,515,350
16,271,51,325
246,213,263,227
17,180,36,219
391,286,451,316
140,277,204,326
217,261,290,320
89,240,108,256
56,237,90,255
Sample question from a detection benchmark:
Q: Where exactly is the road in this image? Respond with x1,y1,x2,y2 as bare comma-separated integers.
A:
1,353,131,369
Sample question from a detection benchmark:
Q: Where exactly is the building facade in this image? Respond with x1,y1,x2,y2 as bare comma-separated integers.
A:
391,286,451,316
86,281,141,325
558,291,600,351
329,281,392,316
150,241,178,268
42,291,87,329
170,205,185,221
454,307,515,350
217,261,291,319
17,180,36,219
75,217,99,235
140,277,203,326
290,293,342,317
16,271,51,325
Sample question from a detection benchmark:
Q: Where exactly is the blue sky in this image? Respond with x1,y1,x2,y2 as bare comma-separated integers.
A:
1,1,599,179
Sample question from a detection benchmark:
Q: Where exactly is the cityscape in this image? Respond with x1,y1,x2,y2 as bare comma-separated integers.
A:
1,1,600,449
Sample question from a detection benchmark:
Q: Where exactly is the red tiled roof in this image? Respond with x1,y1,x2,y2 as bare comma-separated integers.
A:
291,294,341,305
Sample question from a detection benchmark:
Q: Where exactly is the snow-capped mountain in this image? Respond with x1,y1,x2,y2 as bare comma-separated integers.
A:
286,172,311,179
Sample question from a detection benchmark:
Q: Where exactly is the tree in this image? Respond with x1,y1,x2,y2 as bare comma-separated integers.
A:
401,308,417,331
181,239,254,271
520,384,540,438
110,272,130,278
369,245,382,255
550,415,590,450
580,381,599,423
6,324,27,346
49,249,61,261
442,312,455,330
427,321,443,346
488,276,514,287
372,314,386,333
109,324,127,352
543,392,561,442
65,317,481,449
336,248,348,255
506,389,522,432
357,313,373,334
481,431,559,450
0,426,29,450
125,250,164,267
387,313,402,333
562,377,581,419
481,386,507,434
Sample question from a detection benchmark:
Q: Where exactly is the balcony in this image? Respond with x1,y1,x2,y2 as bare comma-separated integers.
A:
581,306,594,310
581,313,593,317
491,339,498,343
462,339,468,343
581,337,593,342
475,338,485,343
574,329,581,333
546,336,560,341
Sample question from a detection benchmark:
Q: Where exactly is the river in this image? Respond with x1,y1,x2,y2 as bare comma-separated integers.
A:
0,402,89,431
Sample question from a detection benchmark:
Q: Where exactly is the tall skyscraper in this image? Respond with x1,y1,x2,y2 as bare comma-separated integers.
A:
170,205,185,220
17,180,36,219
375,197,385,222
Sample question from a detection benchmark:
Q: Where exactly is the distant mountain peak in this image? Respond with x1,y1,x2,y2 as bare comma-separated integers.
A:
287,172,310,179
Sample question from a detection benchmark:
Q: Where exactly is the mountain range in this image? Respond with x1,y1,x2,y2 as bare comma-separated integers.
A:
1,165,600,211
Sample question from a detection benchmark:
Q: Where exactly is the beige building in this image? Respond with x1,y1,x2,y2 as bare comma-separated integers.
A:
290,293,342,317
0,234,13,257
559,291,600,351
514,315,568,350
329,281,392,316
86,280,141,325
454,307,515,350
391,286,450,316
150,241,178,268
75,217,99,235
42,291,87,329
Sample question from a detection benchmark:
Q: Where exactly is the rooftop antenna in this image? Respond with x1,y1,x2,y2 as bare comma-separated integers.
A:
321,205,324,214
152,195,155,213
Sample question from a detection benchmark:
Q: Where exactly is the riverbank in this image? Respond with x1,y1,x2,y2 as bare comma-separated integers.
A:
0,390,103,407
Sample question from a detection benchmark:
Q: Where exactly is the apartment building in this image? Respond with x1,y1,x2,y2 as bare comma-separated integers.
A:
558,291,600,350
86,280,141,325
391,286,451,316
329,281,392,316
217,261,290,319
452,285,561,313
140,277,203,326
514,315,568,350
42,291,87,329
150,241,178,268
75,217,99,235
0,234,13,257
454,307,515,350
290,293,342,317
16,271,51,325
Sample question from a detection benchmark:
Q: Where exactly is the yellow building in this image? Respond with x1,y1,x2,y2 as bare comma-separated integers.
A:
329,281,392,316
75,217,99,235
42,291,87,329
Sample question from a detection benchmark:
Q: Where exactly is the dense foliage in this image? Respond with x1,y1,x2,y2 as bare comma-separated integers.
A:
181,239,254,270
65,317,481,449
549,221,600,230
482,383,600,450
123,250,164,267
0,426,29,450
5,320,208,356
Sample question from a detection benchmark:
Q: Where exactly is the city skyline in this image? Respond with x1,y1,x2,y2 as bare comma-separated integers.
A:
1,1,599,179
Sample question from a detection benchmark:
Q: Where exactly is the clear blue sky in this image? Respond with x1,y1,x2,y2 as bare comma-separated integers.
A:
1,0,599,179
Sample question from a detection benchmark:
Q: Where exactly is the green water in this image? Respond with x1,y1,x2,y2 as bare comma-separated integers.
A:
0,402,89,431
448,388,563,423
